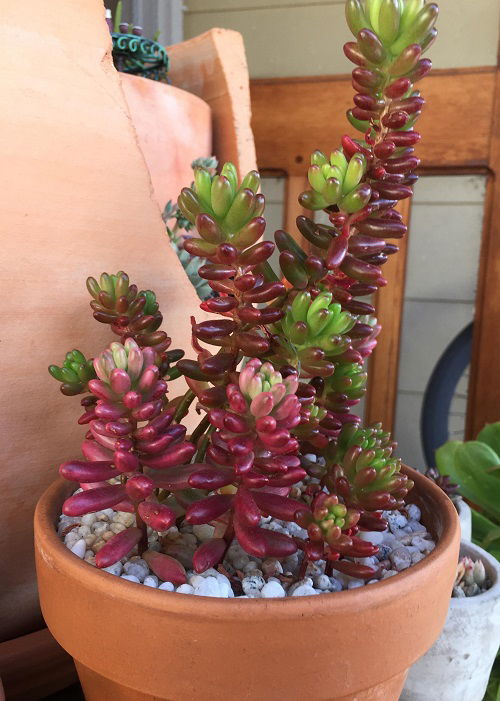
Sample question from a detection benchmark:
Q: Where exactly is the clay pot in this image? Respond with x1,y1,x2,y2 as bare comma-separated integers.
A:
35,467,459,701
119,74,212,209
402,540,500,701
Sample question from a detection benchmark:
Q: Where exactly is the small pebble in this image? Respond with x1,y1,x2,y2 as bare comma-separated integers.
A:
357,530,384,545
329,577,343,592
159,581,175,591
288,578,314,596
386,511,408,533
70,539,86,559
103,562,123,576
242,575,265,596
194,577,221,597
381,569,398,579
406,504,421,521
123,560,149,582
314,574,332,591
292,584,318,596
261,581,286,598
192,524,215,542
389,548,412,572
177,584,195,595
347,579,364,590
143,575,159,588
262,558,283,578
121,574,140,583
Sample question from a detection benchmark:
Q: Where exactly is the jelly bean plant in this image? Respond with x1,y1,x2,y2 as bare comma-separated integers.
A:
50,0,438,587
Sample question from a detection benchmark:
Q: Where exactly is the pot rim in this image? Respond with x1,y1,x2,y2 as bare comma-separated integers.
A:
449,539,500,607
35,465,459,621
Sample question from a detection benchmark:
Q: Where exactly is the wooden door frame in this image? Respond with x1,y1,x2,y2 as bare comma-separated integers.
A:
250,64,500,437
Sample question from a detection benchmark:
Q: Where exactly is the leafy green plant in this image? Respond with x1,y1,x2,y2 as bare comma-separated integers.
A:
436,422,500,561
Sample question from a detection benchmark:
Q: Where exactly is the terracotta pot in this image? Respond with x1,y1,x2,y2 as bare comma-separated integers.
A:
119,74,212,209
0,0,209,642
402,539,500,701
35,467,459,701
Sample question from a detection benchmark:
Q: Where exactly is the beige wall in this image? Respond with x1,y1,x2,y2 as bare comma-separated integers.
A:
185,0,500,78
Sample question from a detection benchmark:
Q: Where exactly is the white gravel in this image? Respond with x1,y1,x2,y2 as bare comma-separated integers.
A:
57,497,436,598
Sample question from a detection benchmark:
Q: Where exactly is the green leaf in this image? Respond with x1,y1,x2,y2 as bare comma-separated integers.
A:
483,527,500,549
477,422,500,458
435,440,461,477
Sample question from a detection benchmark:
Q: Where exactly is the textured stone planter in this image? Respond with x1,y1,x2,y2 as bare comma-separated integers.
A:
35,467,459,701
457,499,472,541
402,540,500,701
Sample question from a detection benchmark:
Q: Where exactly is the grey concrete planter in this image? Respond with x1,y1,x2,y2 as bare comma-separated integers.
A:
401,540,500,701
457,499,472,541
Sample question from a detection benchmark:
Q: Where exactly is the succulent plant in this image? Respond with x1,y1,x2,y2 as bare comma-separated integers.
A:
49,0,439,585
453,556,488,598
49,350,96,396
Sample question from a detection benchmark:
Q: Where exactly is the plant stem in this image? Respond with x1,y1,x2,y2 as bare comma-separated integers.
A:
136,508,148,555
190,414,210,447
173,389,195,423
298,553,309,579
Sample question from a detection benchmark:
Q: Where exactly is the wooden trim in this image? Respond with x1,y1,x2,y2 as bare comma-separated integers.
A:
0,627,76,700
364,199,411,433
251,67,496,176
466,68,500,438
251,63,500,437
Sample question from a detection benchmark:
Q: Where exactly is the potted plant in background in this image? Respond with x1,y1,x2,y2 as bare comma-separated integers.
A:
34,2,459,699
416,424,500,700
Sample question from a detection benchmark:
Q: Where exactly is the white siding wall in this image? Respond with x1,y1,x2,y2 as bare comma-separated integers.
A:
394,175,486,469
185,0,499,78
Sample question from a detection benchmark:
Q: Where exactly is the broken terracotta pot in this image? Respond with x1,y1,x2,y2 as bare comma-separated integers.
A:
35,466,459,701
